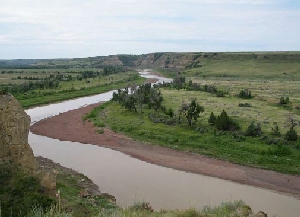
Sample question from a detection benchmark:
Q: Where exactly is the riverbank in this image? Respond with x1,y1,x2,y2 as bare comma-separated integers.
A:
37,156,117,216
19,74,146,109
31,103,300,199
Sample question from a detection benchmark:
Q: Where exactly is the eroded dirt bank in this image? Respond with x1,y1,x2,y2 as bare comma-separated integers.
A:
31,103,300,199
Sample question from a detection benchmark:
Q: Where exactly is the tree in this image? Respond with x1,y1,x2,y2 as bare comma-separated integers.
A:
208,112,216,125
238,89,252,99
284,114,298,141
271,122,281,136
280,97,290,105
173,72,185,91
179,98,204,126
285,128,298,141
215,110,240,131
149,88,163,112
245,121,262,136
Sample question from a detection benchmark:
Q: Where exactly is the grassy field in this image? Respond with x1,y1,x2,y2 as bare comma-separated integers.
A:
87,60,300,174
0,69,145,108
90,98,300,174
158,52,300,81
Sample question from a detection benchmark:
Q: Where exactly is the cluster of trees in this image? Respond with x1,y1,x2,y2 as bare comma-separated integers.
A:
2,79,60,94
157,75,226,97
75,66,128,80
112,83,163,113
208,111,240,131
112,84,205,127
103,65,127,75
13,74,73,81
111,80,299,143
208,111,298,142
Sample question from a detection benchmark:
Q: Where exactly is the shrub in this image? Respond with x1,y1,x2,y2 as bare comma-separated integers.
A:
231,131,246,142
271,122,281,136
238,89,252,99
216,90,225,97
280,96,290,105
238,102,252,107
165,117,177,126
194,127,208,134
208,112,216,125
0,88,8,95
129,201,153,212
167,108,174,117
148,112,168,123
215,110,240,131
266,137,283,145
245,122,262,137
285,128,298,141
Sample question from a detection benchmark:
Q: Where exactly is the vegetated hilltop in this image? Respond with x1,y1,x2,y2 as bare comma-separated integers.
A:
1,51,299,74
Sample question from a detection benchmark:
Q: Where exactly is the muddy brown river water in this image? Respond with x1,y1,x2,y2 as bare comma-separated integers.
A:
26,71,300,216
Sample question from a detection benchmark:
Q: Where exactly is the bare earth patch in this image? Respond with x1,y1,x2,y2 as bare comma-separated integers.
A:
30,104,300,199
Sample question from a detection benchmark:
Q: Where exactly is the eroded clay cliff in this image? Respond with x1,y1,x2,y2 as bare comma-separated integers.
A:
0,93,55,193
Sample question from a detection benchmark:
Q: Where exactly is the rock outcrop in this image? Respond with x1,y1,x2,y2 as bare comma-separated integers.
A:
0,93,55,194
0,93,38,171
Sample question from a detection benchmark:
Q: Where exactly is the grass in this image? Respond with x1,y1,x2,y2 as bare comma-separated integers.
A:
0,162,117,217
55,174,116,217
8,72,145,108
96,200,254,217
87,85,300,174
25,200,255,217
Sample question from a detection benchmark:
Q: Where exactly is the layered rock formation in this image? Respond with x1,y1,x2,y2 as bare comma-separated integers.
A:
0,93,55,193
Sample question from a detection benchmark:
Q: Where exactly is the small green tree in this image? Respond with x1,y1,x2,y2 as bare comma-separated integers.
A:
245,122,262,136
215,110,240,131
208,112,216,125
285,128,298,141
284,114,298,141
179,98,204,126
173,72,185,91
280,96,290,105
149,88,163,112
238,89,252,99
271,122,281,136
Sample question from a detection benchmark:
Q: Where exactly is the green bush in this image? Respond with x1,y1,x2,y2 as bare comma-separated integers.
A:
285,128,298,141
238,89,252,99
238,102,252,107
245,122,262,137
215,110,240,131
280,96,290,105
208,112,216,125
271,122,281,136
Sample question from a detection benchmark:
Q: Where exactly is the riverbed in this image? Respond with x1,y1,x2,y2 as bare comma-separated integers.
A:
27,71,300,216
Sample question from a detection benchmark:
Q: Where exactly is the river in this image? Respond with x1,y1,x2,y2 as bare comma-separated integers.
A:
26,71,300,216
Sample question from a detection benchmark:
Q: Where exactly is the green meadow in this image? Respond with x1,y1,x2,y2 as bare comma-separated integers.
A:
87,53,300,174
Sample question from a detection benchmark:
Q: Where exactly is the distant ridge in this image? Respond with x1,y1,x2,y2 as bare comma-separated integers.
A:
1,51,300,71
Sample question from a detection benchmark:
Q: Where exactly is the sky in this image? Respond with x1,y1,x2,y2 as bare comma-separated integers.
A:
0,0,299,59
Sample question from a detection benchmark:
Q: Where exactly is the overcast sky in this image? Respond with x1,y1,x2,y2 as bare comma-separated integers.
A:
0,0,299,59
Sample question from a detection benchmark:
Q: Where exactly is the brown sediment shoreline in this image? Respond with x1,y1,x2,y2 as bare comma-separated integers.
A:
30,103,300,199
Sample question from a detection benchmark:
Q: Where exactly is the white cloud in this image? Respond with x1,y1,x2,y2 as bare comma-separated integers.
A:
0,0,299,58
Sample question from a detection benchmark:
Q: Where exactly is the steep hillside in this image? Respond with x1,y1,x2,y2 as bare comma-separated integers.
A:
1,52,300,77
